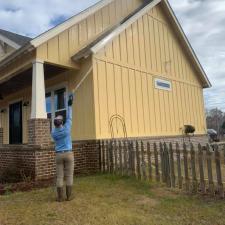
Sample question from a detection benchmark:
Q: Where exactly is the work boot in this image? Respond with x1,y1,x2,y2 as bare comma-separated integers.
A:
66,186,74,201
57,187,64,202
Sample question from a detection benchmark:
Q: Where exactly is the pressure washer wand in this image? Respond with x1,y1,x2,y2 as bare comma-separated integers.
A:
71,66,93,95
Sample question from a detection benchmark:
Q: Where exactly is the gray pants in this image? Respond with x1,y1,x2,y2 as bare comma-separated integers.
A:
56,152,74,187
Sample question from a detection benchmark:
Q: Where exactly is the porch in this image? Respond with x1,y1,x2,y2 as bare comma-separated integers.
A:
0,60,72,146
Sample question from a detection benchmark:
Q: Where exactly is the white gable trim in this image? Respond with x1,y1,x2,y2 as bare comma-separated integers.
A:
90,0,211,88
161,0,211,88
0,34,21,49
91,0,161,54
31,0,114,48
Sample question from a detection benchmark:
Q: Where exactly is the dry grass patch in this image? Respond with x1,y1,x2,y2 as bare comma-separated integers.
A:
0,174,225,225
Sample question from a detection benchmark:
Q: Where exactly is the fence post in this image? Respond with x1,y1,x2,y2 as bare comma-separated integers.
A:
214,145,224,198
128,141,132,176
109,141,114,173
136,141,141,179
105,141,108,172
183,143,190,192
123,140,128,176
119,141,123,175
164,143,171,187
99,141,102,172
160,142,165,183
129,141,135,177
154,143,160,182
169,143,176,188
176,143,182,189
141,141,147,181
198,144,206,194
206,144,215,196
223,144,225,165
114,140,118,174
102,141,106,173
147,142,152,181
190,143,197,193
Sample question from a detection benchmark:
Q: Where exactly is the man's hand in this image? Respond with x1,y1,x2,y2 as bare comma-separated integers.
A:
68,95,74,106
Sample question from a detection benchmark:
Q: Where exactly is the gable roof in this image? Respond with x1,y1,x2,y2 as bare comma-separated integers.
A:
0,0,211,89
30,0,114,48
0,29,31,49
0,0,114,67
73,0,211,88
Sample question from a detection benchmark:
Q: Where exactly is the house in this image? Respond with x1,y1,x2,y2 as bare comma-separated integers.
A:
0,0,211,180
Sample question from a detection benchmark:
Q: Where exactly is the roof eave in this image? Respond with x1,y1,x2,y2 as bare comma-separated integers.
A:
72,0,161,61
30,0,114,48
161,0,211,88
0,33,21,49
0,42,34,68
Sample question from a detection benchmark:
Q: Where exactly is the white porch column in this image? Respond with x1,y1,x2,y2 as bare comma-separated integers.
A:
31,60,47,119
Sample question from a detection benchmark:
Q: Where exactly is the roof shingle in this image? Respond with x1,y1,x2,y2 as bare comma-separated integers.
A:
0,29,31,47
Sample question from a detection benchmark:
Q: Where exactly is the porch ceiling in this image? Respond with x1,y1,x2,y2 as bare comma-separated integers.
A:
0,63,68,97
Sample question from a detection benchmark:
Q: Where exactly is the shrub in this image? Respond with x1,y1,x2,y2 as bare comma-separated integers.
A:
184,125,195,135
0,167,22,184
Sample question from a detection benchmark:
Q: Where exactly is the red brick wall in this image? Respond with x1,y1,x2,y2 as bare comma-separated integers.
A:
0,145,36,180
0,135,208,182
0,140,101,182
28,119,52,147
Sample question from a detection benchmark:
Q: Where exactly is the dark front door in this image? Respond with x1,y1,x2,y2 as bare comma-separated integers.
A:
9,101,22,144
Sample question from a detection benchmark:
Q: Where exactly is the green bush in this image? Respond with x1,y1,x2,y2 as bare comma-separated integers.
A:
184,125,195,135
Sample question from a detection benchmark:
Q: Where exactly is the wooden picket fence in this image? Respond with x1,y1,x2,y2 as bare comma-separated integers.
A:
100,140,225,199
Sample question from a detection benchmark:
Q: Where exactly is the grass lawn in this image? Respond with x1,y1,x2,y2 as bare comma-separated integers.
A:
0,174,225,225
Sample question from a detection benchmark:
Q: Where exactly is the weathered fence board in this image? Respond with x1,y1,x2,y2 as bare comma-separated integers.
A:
119,141,123,175
176,143,183,189
154,143,160,182
136,141,141,179
190,143,198,193
214,145,224,198
147,142,152,181
198,144,206,194
141,141,147,181
183,143,190,192
169,143,176,188
101,139,225,199
206,144,215,196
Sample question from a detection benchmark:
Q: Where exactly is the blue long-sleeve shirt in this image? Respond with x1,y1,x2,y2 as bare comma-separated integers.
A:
51,106,72,152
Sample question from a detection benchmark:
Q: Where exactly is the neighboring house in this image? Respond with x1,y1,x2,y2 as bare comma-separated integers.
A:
0,0,211,180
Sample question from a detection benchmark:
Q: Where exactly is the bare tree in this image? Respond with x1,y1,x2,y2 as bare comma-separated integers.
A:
206,108,225,138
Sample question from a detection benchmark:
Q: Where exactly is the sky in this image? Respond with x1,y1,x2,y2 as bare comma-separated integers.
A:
0,0,224,111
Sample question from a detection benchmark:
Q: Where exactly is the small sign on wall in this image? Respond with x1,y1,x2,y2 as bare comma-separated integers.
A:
154,78,172,91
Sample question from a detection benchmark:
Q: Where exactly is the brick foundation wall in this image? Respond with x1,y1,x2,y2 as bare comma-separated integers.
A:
0,135,208,182
28,119,51,147
0,128,3,146
0,145,36,180
0,140,100,182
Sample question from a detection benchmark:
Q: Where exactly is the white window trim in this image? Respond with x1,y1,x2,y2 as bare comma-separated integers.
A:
155,78,172,91
45,83,68,126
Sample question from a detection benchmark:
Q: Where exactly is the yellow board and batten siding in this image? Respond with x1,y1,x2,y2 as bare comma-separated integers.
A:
0,0,144,144
35,0,144,140
92,4,207,139
36,0,143,68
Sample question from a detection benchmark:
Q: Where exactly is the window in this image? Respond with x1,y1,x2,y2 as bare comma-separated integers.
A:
45,87,67,128
155,78,172,91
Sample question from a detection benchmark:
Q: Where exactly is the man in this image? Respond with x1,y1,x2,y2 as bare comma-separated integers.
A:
51,95,74,202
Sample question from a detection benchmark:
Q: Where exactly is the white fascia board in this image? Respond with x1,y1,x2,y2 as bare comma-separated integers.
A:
0,34,21,49
162,0,211,88
30,0,114,48
91,0,161,54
